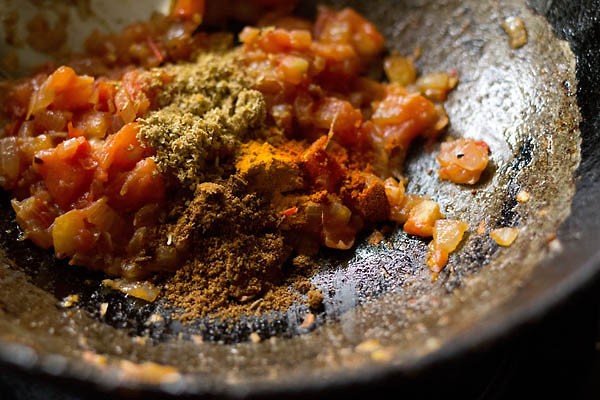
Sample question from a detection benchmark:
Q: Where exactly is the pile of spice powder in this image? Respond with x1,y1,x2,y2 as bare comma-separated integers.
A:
139,50,268,190
132,51,321,319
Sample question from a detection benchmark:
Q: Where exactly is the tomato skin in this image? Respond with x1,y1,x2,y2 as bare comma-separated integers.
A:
114,70,153,124
107,158,165,212
11,191,58,249
28,66,94,118
96,123,150,179
312,97,363,146
92,80,117,113
35,136,97,209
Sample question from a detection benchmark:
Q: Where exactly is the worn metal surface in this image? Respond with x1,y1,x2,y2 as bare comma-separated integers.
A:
0,0,594,397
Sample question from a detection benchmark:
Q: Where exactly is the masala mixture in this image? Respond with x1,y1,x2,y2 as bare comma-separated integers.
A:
0,0,490,318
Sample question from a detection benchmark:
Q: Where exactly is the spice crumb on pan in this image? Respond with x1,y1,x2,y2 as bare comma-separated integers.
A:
59,294,79,308
299,312,316,330
367,229,386,245
307,289,325,310
249,332,262,343
501,16,528,49
0,0,497,320
99,302,109,318
516,189,531,203
477,220,487,235
548,237,563,253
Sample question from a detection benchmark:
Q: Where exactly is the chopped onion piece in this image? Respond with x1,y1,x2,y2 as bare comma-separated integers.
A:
404,199,444,238
384,55,416,86
433,219,469,253
490,227,519,247
427,219,468,274
501,17,528,49
103,279,161,302
0,137,20,187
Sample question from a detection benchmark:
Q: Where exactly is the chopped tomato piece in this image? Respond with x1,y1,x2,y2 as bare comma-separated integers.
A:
73,111,112,139
427,219,469,273
426,242,449,275
315,7,384,58
18,135,54,160
384,55,417,86
282,206,299,216
313,97,363,146
278,55,309,85
12,192,57,249
28,66,94,118
437,138,490,185
369,90,439,162
107,158,165,212
33,110,72,132
68,122,86,138
171,0,205,21
92,80,117,113
96,123,149,176
52,208,96,257
35,136,97,209
403,199,444,238
416,72,459,102
490,227,519,247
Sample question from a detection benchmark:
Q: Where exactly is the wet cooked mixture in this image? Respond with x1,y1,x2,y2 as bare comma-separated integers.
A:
0,1,489,318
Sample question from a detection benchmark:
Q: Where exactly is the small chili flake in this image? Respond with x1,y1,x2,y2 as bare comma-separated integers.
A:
282,206,298,217
146,37,165,64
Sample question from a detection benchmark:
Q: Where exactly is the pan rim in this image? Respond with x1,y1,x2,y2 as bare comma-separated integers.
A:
1,243,599,397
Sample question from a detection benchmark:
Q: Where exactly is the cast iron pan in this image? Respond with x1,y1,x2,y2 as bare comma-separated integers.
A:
0,0,599,397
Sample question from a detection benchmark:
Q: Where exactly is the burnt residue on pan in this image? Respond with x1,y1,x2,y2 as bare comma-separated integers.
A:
0,0,586,395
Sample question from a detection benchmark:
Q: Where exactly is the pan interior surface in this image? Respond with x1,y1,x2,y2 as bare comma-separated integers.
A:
0,0,586,395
